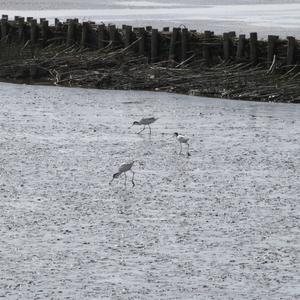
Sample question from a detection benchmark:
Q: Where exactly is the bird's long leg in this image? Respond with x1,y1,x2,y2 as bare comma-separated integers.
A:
131,170,135,187
148,125,151,135
187,142,190,156
179,143,182,154
109,178,114,185
137,126,145,134
124,173,127,186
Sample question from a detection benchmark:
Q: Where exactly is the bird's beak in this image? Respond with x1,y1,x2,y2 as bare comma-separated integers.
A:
128,124,134,129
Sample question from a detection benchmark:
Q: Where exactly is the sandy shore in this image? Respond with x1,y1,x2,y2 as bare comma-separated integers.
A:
0,83,299,299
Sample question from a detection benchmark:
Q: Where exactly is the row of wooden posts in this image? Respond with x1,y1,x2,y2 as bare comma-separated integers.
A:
0,14,299,66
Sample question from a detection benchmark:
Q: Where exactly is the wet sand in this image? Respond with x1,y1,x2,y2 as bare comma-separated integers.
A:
0,83,299,299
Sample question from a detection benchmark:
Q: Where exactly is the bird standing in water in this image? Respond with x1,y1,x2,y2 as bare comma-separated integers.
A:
129,117,158,135
109,161,135,187
173,132,191,156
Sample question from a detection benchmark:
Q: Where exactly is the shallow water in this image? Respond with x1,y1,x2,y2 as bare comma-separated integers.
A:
1,0,300,36
0,82,299,299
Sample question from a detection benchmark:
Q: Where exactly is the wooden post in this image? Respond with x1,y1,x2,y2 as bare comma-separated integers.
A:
1,18,8,39
81,22,89,47
138,27,145,56
249,32,258,64
267,35,278,64
163,27,169,32
55,18,59,27
146,26,152,32
26,17,33,23
40,20,49,45
236,34,245,59
124,25,132,48
67,19,76,46
287,36,296,65
108,24,117,46
228,31,236,38
17,17,25,43
30,19,38,44
97,24,106,49
223,32,231,60
1,15,8,39
203,31,212,64
181,28,188,62
169,27,180,60
151,29,158,63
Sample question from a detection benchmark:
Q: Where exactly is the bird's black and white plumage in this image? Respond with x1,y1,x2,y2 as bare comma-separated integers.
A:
173,132,191,156
109,161,135,187
129,117,158,135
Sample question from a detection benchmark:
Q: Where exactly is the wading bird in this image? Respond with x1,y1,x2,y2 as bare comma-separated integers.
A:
173,132,191,156
129,117,158,135
109,161,135,187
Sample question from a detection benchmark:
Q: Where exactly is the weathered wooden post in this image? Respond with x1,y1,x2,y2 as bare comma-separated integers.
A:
108,24,117,46
203,30,212,64
236,34,245,59
97,24,106,49
17,17,25,43
81,22,89,47
228,31,236,38
67,19,76,46
223,32,232,61
40,19,49,45
267,35,278,64
124,25,132,48
1,15,8,20
249,32,258,64
137,27,145,56
151,29,159,63
1,18,8,39
146,26,152,32
287,36,296,65
169,27,180,60
26,17,33,23
181,28,188,62
30,19,38,44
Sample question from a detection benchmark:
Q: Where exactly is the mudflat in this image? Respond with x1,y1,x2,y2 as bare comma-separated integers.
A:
0,83,299,299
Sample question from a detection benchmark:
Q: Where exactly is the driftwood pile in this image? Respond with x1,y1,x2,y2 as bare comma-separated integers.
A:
0,40,300,103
